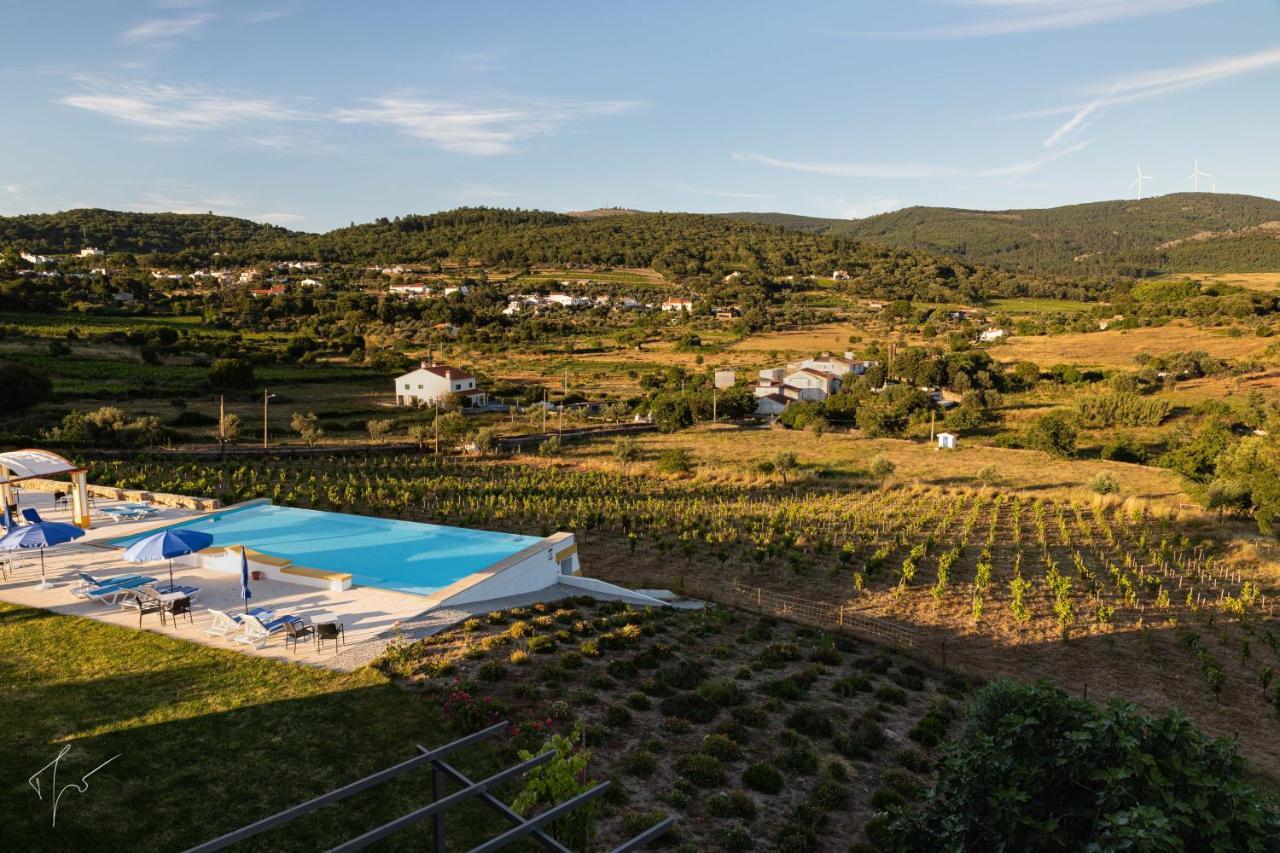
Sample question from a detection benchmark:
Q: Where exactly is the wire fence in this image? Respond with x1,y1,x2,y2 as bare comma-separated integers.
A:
724,579,917,649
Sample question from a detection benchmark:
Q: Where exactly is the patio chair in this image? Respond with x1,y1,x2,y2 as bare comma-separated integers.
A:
315,620,346,652
284,618,315,652
21,508,43,524
0,555,10,581
119,587,166,628
162,595,194,626
154,583,202,602
233,613,298,649
53,491,68,511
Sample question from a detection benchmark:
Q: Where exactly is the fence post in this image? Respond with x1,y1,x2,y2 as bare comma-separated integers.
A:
838,604,844,626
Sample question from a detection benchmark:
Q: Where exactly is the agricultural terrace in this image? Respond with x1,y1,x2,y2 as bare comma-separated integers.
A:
378,598,967,850
991,320,1277,370
86,446,1280,775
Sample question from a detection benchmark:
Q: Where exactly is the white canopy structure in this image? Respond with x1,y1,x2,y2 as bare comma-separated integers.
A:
0,449,92,529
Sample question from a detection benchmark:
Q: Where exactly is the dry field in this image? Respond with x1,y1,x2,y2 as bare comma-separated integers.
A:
1183,272,1280,293
992,321,1275,370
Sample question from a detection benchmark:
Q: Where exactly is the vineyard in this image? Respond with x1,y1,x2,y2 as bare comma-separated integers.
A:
87,453,1280,774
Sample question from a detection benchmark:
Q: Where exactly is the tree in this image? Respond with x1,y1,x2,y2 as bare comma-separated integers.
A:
870,456,896,485
290,411,323,446
208,358,256,391
885,680,1280,851
408,422,432,449
208,413,241,459
473,426,497,454
613,437,641,466
367,418,392,440
1089,472,1120,495
0,361,51,413
656,448,694,474
650,393,694,433
773,451,798,485
435,411,471,451
1025,411,1077,457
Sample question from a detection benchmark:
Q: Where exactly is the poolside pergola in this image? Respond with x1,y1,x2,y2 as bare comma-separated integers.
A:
0,449,93,529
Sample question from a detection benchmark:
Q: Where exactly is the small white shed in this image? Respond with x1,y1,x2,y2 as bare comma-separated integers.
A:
937,432,957,450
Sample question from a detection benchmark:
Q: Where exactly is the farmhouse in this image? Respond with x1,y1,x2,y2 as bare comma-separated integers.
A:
395,363,487,408
79,246,104,257
389,283,430,298
978,328,1009,343
251,285,286,298
831,269,850,280
662,297,694,312
755,393,789,417
783,367,840,402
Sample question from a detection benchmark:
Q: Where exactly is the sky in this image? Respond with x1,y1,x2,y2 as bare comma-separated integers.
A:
1,0,1279,231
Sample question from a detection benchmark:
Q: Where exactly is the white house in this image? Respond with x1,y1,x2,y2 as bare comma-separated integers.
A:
755,393,789,417
20,252,52,265
299,278,322,288
937,432,957,450
546,293,585,308
389,283,430,299
783,368,840,401
978,328,1009,343
831,269,850,280
759,367,786,383
395,363,487,407
662,298,694,313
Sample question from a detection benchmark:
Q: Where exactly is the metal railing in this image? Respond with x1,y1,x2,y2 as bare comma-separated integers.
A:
726,579,917,649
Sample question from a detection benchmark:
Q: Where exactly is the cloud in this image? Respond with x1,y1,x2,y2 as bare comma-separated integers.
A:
678,184,772,201
59,78,298,130
254,211,306,224
333,95,638,155
831,0,1218,39
733,141,1090,180
120,13,213,44
243,9,291,24
127,190,243,215
3,184,19,194
1040,45,1280,146
814,195,905,220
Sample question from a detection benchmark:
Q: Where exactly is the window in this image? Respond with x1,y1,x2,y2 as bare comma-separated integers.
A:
403,383,409,390
454,383,461,390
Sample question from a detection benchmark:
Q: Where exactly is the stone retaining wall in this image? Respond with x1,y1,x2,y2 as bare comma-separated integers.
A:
17,477,221,511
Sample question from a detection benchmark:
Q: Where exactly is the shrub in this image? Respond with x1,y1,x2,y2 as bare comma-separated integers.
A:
662,660,708,690
742,762,784,795
885,679,1280,850
509,650,530,665
1089,472,1120,495
560,652,583,670
832,675,872,697
676,753,726,787
507,620,532,638
462,617,484,633
778,734,819,775
621,749,658,777
698,679,745,707
876,686,908,705
760,677,807,701
715,823,755,851
707,790,757,820
659,692,718,724
1025,411,1078,457
713,719,750,745
477,660,506,682
895,748,932,773
526,635,557,654
656,447,695,474
604,705,632,728
701,733,743,762
626,692,652,711
811,780,850,812
579,638,600,656
870,785,905,811
785,707,834,739
607,659,637,679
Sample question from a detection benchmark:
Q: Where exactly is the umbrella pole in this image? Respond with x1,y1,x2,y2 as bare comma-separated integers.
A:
169,557,174,591
35,548,53,590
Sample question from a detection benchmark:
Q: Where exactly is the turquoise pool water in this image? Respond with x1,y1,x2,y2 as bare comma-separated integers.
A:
108,504,544,596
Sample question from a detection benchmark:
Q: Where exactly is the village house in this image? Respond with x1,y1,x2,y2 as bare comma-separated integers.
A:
395,363,487,407
20,251,52,264
389,283,430,299
783,367,841,401
251,285,286,298
755,393,789,417
299,278,322,288
831,269,850,280
978,328,1009,343
79,246,104,257
661,297,695,312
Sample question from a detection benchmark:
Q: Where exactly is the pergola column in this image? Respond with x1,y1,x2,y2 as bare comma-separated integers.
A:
0,466,12,517
70,470,92,529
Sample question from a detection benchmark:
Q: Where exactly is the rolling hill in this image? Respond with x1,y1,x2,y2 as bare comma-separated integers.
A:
816,193,1280,275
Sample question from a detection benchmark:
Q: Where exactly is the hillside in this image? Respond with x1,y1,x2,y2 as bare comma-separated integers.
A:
1,206,1108,301
714,211,846,233
0,208,301,256
820,193,1280,275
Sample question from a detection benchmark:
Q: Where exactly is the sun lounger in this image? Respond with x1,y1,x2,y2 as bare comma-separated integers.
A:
233,612,299,649
21,508,43,524
84,575,157,605
71,572,147,599
205,608,274,639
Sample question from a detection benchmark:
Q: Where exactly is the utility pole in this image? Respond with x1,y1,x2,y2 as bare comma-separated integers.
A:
262,389,275,449
434,400,440,454
930,410,936,442
219,395,225,440
712,388,718,423
542,388,548,432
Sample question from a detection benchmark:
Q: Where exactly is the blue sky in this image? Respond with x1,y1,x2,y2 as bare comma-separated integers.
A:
1,0,1278,230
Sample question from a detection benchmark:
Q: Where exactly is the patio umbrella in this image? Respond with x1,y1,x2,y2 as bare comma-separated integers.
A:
239,546,252,614
122,528,214,590
0,521,85,590
2,501,11,532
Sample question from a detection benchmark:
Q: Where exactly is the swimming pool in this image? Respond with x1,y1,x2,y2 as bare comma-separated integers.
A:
109,504,545,596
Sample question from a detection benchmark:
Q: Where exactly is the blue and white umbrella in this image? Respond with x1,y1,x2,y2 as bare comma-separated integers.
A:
239,546,252,614
122,528,214,590
0,521,86,589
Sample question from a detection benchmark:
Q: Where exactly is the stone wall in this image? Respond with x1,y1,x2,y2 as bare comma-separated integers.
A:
17,478,221,511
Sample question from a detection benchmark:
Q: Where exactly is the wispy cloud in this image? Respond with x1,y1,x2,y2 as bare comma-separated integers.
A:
1040,45,1280,146
678,184,772,201
59,78,299,130
120,13,213,45
733,141,1090,180
833,0,1218,39
813,194,904,220
334,95,638,155
254,211,306,224
244,9,292,24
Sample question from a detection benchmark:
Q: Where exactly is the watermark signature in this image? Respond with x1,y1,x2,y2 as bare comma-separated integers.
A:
29,744,121,828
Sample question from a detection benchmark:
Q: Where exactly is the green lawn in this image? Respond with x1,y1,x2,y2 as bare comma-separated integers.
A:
0,602,499,852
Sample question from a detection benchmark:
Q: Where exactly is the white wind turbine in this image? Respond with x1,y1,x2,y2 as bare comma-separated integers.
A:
1129,163,1154,200
1185,159,1212,192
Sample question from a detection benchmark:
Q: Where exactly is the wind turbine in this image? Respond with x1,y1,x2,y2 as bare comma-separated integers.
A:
1129,163,1154,200
1185,159,1212,193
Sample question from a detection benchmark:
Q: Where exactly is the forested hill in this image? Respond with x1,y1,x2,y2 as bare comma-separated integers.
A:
816,193,1280,275
0,209,298,255
713,212,845,233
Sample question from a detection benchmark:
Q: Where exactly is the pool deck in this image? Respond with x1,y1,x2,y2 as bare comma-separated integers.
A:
0,492,463,670
0,491,673,670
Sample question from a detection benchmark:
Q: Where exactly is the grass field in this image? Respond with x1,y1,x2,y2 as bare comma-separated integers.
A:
992,321,1274,369
1181,272,1280,293
987,297,1095,314
0,601,494,852
510,267,669,288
